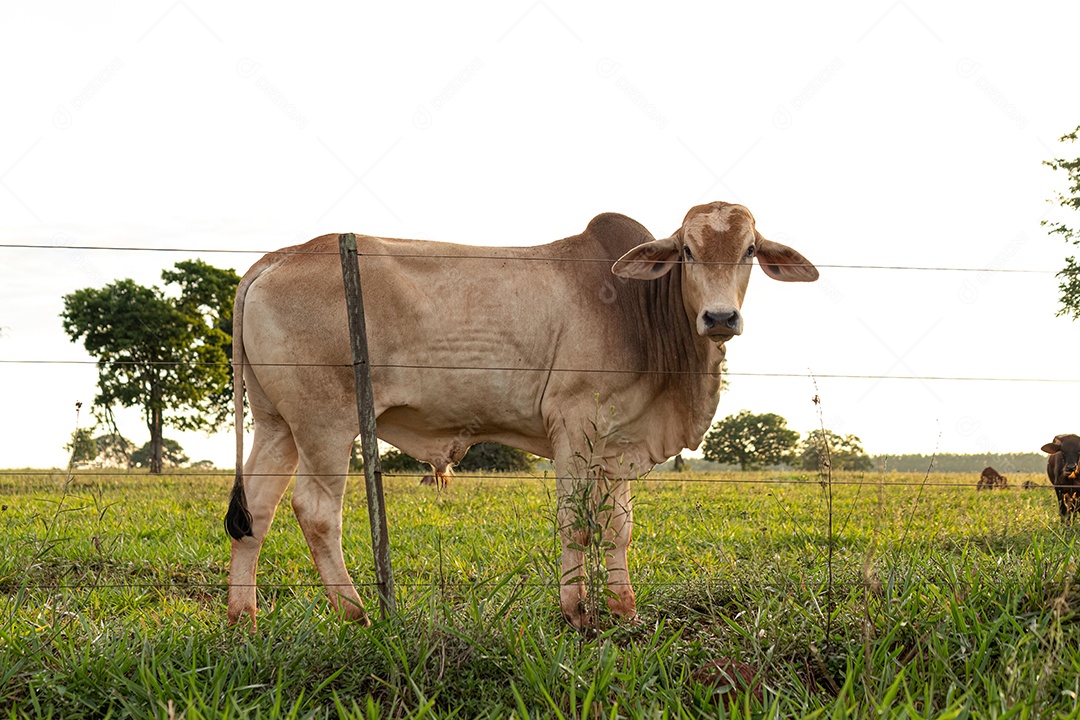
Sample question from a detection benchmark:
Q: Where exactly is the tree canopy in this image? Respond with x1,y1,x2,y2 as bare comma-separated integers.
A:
61,261,239,473
1044,125,1080,319
64,427,97,468
701,410,799,471
130,439,189,469
799,429,872,472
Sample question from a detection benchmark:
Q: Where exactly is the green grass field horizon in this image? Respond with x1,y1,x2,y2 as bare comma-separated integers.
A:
2,467,1078,718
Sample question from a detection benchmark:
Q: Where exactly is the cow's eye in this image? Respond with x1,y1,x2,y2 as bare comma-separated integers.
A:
683,246,694,262
745,244,756,259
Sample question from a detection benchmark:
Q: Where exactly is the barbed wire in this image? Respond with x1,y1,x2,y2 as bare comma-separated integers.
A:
3,241,1071,486
3,574,1068,594
0,469,1062,489
0,241,1058,274
1,358,1075,384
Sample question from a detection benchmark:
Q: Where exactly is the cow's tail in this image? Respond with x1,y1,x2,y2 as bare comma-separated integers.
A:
224,269,259,540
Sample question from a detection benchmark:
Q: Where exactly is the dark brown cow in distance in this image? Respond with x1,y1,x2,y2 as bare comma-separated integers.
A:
1040,434,1080,518
976,466,1007,490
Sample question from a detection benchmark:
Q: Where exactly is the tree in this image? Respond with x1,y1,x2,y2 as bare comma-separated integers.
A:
61,261,239,473
349,442,365,473
799,429,872,472
130,438,188,469
380,448,427,473
456,442,537,472
93,432,135,468
1044,125,1080,319
701,410,799,470
64,427,97,468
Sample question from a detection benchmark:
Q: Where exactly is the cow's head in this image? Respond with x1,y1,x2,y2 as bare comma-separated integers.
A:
1042,433,1080,480
611,202,818,343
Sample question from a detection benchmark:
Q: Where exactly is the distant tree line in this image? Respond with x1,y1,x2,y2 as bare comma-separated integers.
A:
870,453,1046,474
65,429,198,469
352,442,538,474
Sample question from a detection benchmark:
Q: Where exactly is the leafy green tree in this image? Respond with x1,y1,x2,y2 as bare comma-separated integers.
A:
61,261,239,473
1044,125,1080,318
799,429,872,472
130,438,188,469
702,410,799,470
93,433,135,468
349,442,365,473
64,427,97,468
162,259,238,336
380,448,427,474
456,442,537,472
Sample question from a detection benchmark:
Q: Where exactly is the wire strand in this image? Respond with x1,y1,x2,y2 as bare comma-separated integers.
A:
0,469,1060,489
0,358,1074,384
0,241,1057,274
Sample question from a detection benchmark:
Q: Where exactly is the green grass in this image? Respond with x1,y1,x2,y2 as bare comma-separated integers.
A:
1,468,1078,718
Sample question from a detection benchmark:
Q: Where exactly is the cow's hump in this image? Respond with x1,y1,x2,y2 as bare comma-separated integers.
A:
583,213,656,258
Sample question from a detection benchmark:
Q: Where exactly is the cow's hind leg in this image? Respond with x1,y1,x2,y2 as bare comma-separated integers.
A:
292,436,370,625
228,412,298,629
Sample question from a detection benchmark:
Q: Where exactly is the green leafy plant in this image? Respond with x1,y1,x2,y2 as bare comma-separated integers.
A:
61,261,239,473
702,410,799,470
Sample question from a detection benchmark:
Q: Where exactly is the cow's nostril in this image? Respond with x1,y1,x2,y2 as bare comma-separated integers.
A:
703,310,743,333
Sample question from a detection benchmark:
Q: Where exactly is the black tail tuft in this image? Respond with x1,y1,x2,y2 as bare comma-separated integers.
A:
224,471,254,539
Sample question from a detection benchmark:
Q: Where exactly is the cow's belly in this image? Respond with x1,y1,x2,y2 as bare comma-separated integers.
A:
370,364,553,467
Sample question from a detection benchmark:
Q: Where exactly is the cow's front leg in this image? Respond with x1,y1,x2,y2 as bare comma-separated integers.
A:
292,451,369,626
601,475,638,622
556,464,590,629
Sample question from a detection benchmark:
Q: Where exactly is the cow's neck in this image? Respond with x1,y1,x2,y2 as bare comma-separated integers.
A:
641,268,726,448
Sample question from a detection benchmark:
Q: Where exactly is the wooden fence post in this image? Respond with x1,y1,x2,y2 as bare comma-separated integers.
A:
338,232,396,618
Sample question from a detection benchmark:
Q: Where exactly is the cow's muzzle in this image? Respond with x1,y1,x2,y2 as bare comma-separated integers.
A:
701,308,743,340
1067,464,1078,480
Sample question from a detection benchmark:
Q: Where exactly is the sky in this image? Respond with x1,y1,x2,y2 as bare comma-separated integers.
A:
2,2,1080,469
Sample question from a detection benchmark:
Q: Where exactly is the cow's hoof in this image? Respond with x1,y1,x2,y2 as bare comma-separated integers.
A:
227,609,258,634
561,604,592,631
338,602,371,627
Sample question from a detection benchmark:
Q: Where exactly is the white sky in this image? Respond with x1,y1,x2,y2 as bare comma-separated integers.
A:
2,2,1080,469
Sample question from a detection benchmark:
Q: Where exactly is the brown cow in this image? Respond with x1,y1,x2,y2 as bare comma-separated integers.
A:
224,201,818,629
1041,434,1080,518
976,466,1007,490
418,473,448,488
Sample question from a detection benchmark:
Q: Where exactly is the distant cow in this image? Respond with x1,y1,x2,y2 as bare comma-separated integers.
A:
1040,434,1080,518
418,474,447,488
977,466,1007,490
224,201,818,629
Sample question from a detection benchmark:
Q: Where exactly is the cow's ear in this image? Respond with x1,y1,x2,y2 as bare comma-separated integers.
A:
756,237,819,282
612,236,681,280
1042,442,1062,455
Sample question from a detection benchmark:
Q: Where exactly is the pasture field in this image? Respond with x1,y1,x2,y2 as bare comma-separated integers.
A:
1,468,1078,719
